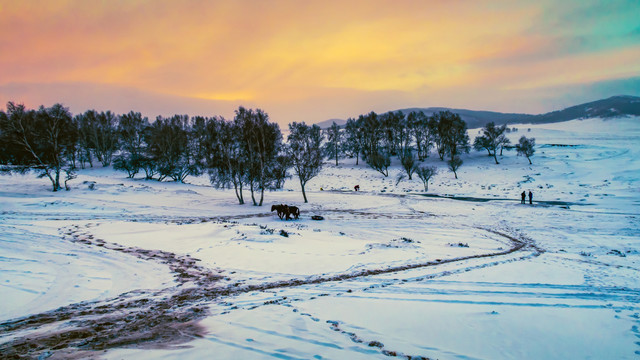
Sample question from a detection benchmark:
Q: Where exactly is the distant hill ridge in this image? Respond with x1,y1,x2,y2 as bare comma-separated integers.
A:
316,95,640,129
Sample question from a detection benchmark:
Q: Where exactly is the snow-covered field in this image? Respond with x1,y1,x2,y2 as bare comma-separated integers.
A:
1,117,639,359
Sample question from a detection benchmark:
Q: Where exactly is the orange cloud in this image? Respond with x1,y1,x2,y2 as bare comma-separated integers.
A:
1,0,638,124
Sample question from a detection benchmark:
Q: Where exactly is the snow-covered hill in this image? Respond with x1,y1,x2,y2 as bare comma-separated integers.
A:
317,95,640,129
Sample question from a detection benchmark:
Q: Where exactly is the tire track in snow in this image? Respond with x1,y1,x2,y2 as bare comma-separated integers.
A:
0,212,539,359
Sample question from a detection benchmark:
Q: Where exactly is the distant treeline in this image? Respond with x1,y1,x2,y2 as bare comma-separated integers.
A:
325,110,533,180
0,102,534,202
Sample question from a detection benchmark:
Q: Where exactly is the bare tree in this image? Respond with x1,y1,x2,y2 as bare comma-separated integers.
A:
344,117,363,164
146,115,199,182
407,111,431,160
473,122,510,164
270,154,291,190
516,136,536,164
113,111,149,178
324,121,343,166
235,107,282,206
416,165,437,191
367,150,391,177
207,118,248,204
0,102,76,191
432,111,470,161
74,112,94,168
75,110,119,167
93,111,119,166
380,111,406,156
287,122,324,203
360,112,383,162
448,155,463,179
400,150,418,180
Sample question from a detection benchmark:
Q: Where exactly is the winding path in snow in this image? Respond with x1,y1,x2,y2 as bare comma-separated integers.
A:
0,211,542,359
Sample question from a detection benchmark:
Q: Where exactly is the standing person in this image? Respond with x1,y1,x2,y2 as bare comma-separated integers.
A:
529,190,533,205
521,191,526,204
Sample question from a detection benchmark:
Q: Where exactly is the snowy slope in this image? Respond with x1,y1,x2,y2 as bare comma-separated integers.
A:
0,117,639,359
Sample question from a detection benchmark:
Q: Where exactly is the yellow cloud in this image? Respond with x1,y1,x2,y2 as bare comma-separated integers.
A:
194,91,255,102
1,0,637,121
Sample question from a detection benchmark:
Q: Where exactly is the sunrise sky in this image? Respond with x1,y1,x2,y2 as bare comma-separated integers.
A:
1,0,638,125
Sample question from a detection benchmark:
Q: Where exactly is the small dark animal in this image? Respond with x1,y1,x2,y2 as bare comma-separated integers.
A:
271,204,288,220
286,206,300,220
354,184,360,191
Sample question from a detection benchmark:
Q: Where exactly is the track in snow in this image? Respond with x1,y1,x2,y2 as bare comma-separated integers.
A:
0,211,541,359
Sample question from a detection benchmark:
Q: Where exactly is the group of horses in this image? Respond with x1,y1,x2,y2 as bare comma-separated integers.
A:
271,204,300,220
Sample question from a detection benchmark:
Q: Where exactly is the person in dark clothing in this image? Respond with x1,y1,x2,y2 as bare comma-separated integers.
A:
529,190,533,204
521,191,526,204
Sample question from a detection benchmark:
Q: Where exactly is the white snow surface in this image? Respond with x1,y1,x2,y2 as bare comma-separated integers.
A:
1,117,639,359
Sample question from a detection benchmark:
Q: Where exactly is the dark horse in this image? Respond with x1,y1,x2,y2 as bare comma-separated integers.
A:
271,204,287,220
271,204,300,220
287,206,300,220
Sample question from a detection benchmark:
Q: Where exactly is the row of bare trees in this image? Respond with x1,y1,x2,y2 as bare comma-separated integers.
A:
322,110,471,180
0,103,325,204
1,101,535,196
322,109,535,182
473,122,535,164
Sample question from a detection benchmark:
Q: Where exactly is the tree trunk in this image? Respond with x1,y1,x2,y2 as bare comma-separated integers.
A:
259,187,265,206
527,156,532,165
300,178,308,203
37,167,56,192
234,182,244,204
250,182,257,206
48,170,58,192
493,153,499,164
54,168,61,191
